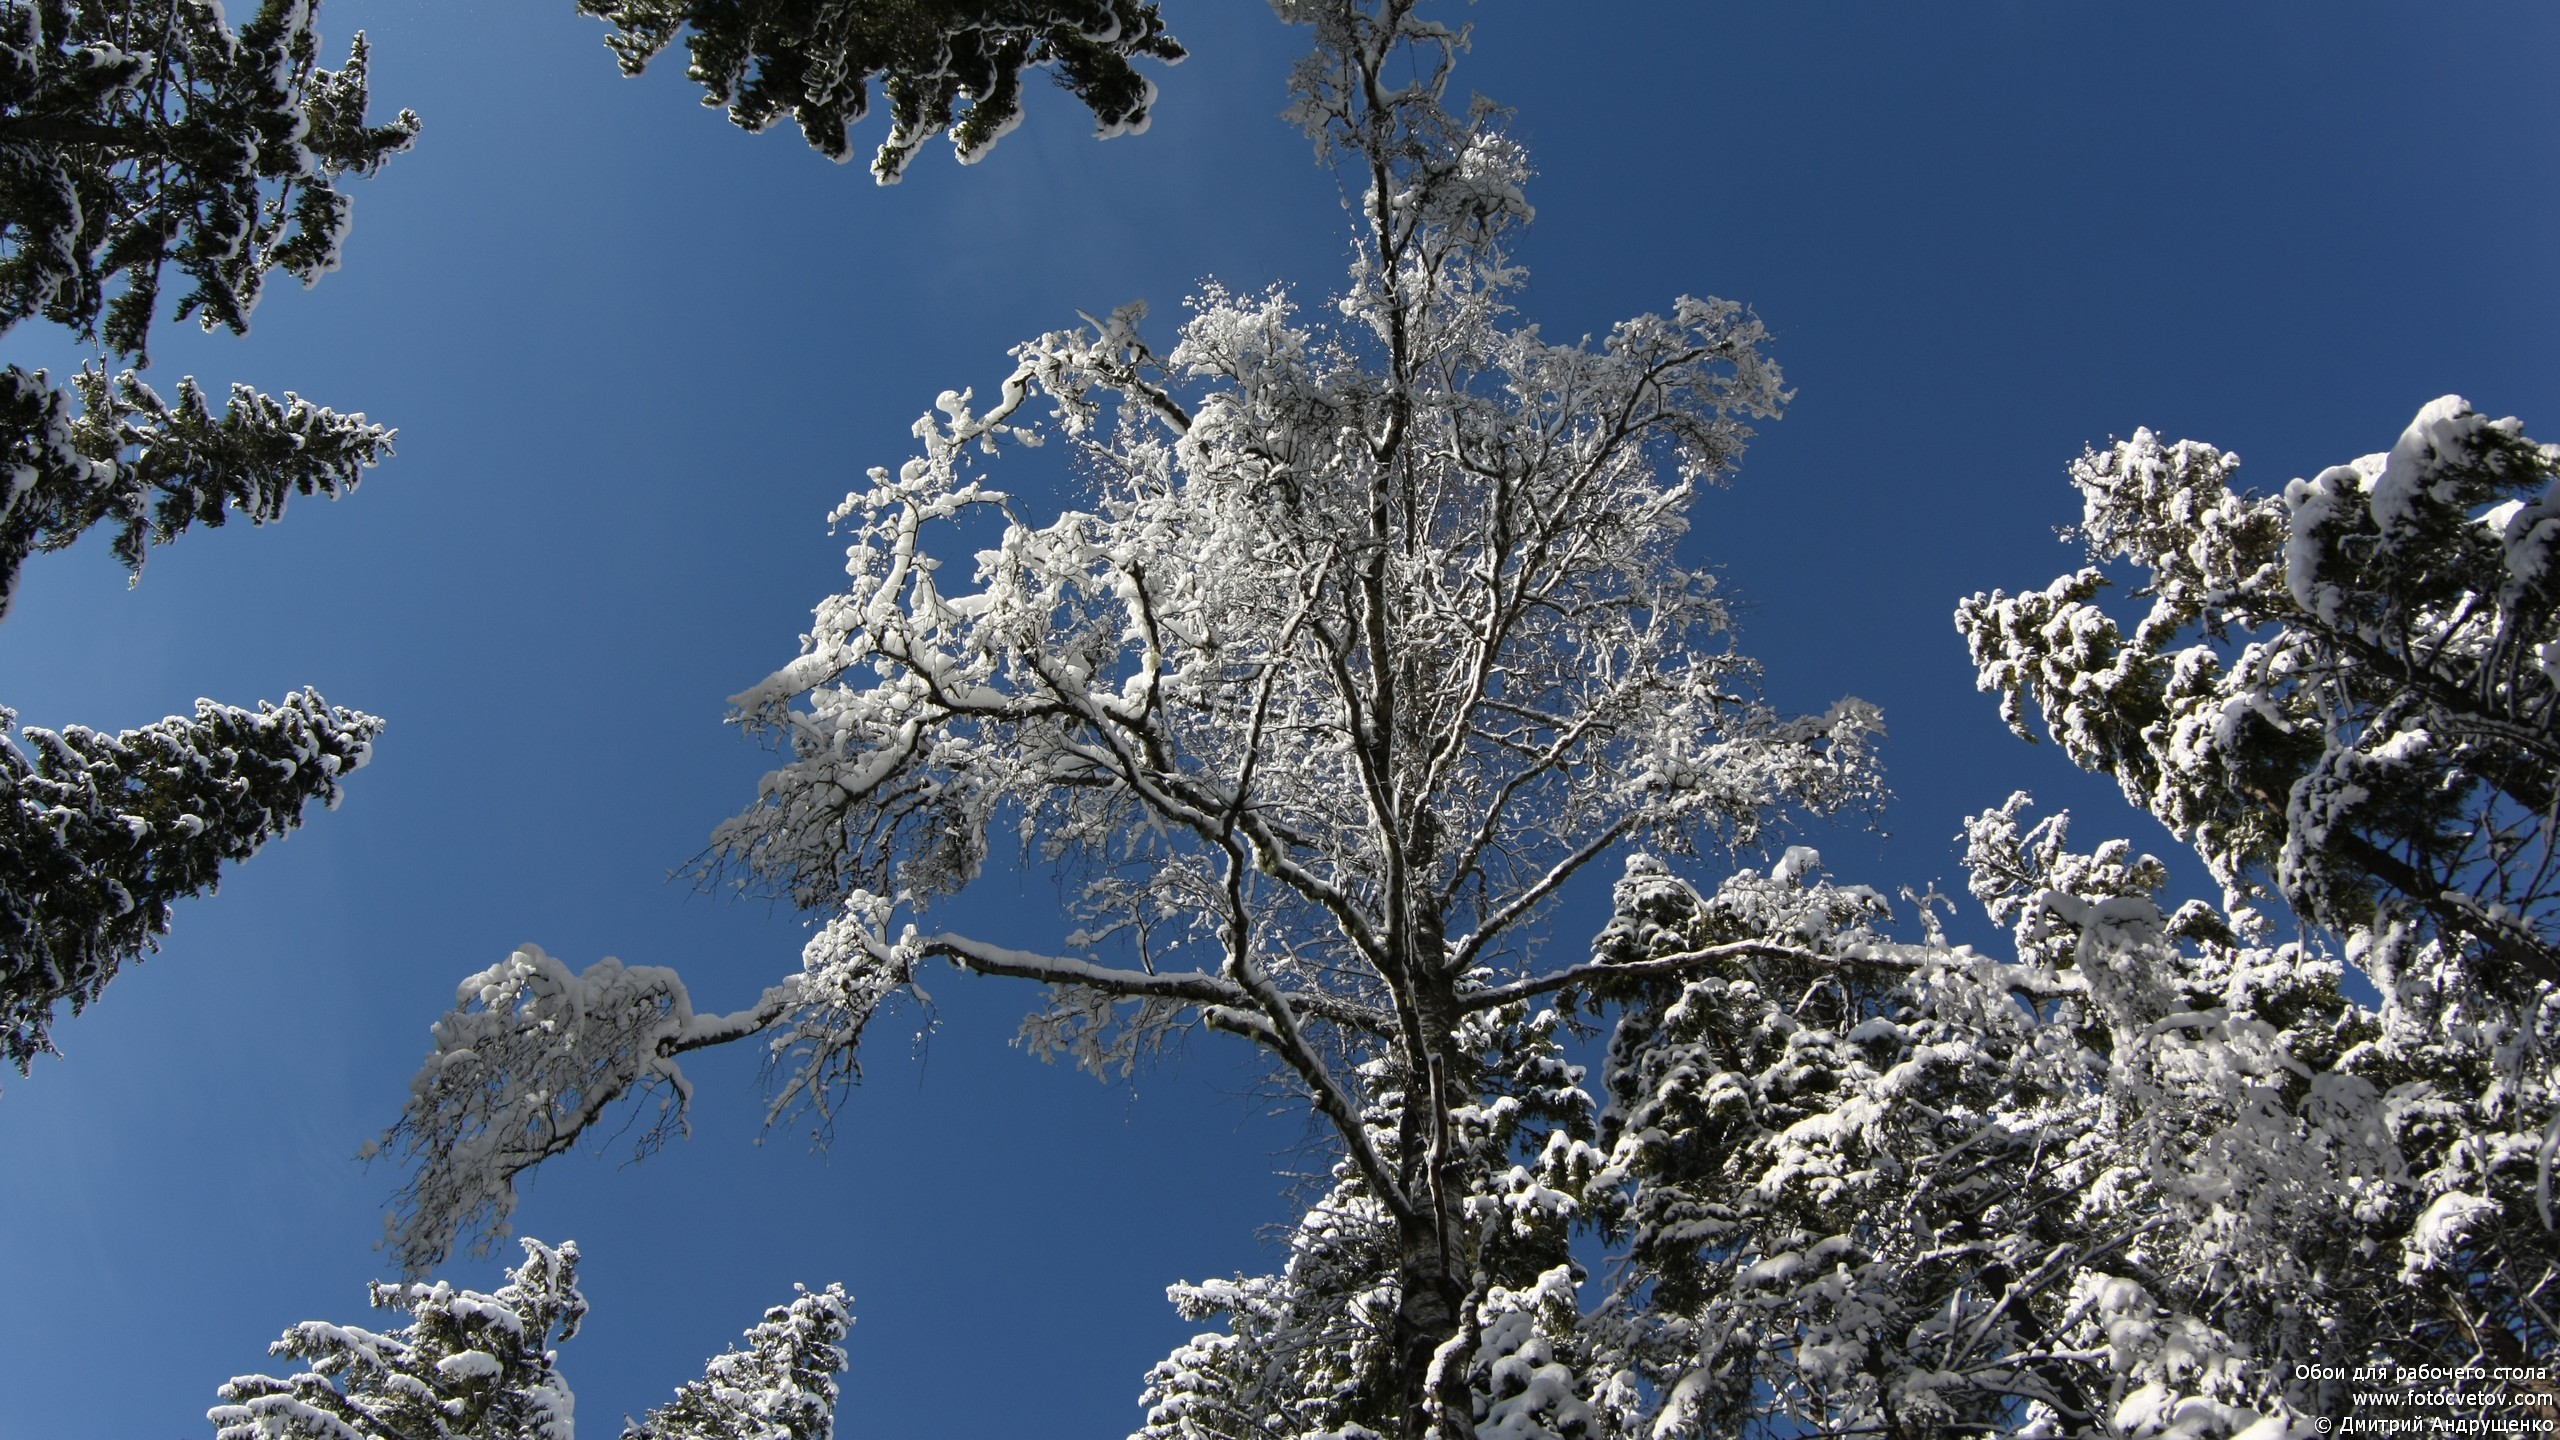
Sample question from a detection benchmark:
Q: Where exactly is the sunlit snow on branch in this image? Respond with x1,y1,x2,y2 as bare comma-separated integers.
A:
1958,396,2560,995
394,5,1890,1429
377,947,800,1274
378,6,2560,1437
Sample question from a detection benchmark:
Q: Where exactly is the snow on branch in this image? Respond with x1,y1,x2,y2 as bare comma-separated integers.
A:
212,1237,854,1440
1957,397,2560,992
212,1237,586,1440
0,364,395,622
0,2,417,365
625,1282,853,1440
392,9,1889,1422
1455,936,1912,1012
377,946,799,1275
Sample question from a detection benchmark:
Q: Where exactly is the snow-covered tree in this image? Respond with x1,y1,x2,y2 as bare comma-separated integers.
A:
1433,396,2560,1436
1140,792,2549,1439
212,1238,589,1440
0,0,412,614
1134,800,2557,1440
374,5,2559,1434
1956,399,2560,1000
622,1281,852,1440
1134,1000,1618,1440
1573,850,2117,1439
0,0,408,1081
0,690,381,1078
1959,796,2558,1419
382,3,1879,1433
0,361,390,623
0,0,416,361
1950,403,2560,1422
209,1238,852,1440
575,0,1181,182
1548,806,2549,1439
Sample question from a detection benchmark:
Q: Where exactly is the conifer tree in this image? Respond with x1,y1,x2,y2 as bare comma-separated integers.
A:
575,0,1181,182
0,0,411,1081
1947,402,2560,1424
0,0,415,354
210,1239,854,1440
212,1239,589,1440
1573,852,2114,1439
1957,399,2560,999
0,691,381,1076
1134,1000,1614,1440
0,0,414,612
624,1283,853,1440
0,363,392,623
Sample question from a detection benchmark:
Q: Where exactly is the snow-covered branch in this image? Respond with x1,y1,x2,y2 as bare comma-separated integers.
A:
1958,397,2560,999
393,7,1864,1432
378,946,801,1274
212,1237,586,1440
0,366,394,623
1456,935,1903,1012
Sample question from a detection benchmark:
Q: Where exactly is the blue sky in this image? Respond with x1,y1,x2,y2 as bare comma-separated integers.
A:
0,3,2553,1435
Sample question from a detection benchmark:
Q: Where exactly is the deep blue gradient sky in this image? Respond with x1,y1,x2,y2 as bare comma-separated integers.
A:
1,4,2553,1436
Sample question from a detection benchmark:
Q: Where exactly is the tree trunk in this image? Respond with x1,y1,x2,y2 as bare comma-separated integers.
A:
1388,953,1476,1439
1390,1214,1474,1440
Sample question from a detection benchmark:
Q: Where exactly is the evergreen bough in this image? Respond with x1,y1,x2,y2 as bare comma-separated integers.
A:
575,0,1182,182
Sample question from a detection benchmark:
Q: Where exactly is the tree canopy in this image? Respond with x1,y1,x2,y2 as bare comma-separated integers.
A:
373,4,2560,1438
0,689,379,1075
2,3,2549,1438
0,0,416,359
0,0,414,612
384,1,1880,1431
1961,399,2560,997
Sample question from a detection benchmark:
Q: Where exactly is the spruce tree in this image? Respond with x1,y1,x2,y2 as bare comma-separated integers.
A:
1121,808,2555,1438
0,0,414,613
624,1284,853,1440
212,1239,589,1440
210,1240,852,1440
1958,399,2560,998
0,691,381,1076
0,363,390,623
0,0,411,1081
